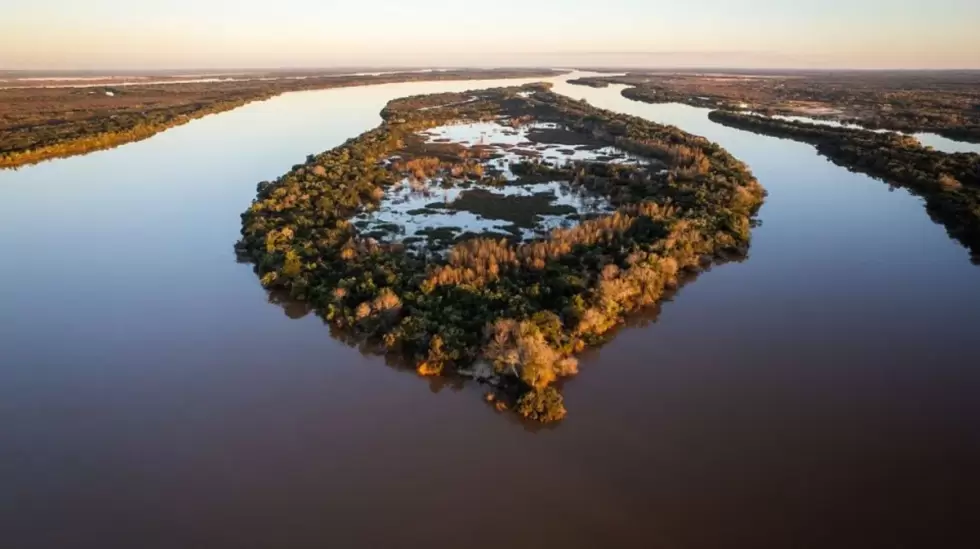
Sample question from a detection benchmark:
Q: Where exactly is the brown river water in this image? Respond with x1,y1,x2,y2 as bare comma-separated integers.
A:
2,73,979,549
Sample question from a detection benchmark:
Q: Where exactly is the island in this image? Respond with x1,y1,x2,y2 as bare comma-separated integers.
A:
0,69,565,169
236,83,765,421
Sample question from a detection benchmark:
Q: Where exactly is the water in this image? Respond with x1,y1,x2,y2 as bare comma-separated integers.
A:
755,112,980,154
914,132,980,154
2,74,979,549
360,180,613,245
359,121,629,244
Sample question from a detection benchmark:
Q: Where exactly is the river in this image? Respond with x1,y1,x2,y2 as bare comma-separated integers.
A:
2,73,978,549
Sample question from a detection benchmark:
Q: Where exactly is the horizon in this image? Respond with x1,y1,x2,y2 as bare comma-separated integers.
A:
5,64,980,76
4,2,980,547
4,1,980,71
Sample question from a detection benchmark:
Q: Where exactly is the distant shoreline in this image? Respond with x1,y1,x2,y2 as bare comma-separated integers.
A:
0,69,566,169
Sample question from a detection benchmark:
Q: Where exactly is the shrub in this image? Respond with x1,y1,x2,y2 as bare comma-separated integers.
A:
516,387,567,423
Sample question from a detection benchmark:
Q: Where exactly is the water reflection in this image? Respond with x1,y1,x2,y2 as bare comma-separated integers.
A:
2,72,979,549
264,288,501,404
261,246,747,421
266,289,314,320
555,82,980,265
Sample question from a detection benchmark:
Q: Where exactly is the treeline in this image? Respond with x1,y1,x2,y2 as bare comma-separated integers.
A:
566,78,610,88
0,69,564,169
620,86,722,109
0,95,257,169
709,110,980,260
236,84,765,422
570,71,980,142
845,112,980,143
569,78,732,109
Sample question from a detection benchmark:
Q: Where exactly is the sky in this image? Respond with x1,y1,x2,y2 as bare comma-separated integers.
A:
2,0,979,70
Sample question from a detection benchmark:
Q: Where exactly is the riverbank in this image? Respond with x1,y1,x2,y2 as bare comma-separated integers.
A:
0,69,565,169
567,71,980,142
708,110,980,260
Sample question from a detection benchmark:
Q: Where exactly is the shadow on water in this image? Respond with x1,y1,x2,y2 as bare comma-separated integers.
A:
258,246,749,434
859,177,980,266
819,167,980,265
265,286,572,434
706,116,980,265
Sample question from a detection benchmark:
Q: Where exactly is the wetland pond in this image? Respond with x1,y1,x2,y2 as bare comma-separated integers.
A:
2,73,979,549
355,121,638,247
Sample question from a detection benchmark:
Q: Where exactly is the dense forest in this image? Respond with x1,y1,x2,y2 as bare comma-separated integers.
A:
569,71,980,141
236,83,765,421
709,111,980,260
0,69,562,169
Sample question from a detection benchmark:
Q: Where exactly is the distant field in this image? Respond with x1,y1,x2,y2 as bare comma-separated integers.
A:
0,68,458,89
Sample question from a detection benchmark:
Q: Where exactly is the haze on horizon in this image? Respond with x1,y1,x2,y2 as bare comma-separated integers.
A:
3,0,979,71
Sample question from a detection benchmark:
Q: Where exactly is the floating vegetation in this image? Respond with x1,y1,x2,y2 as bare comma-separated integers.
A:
237,83,765,421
